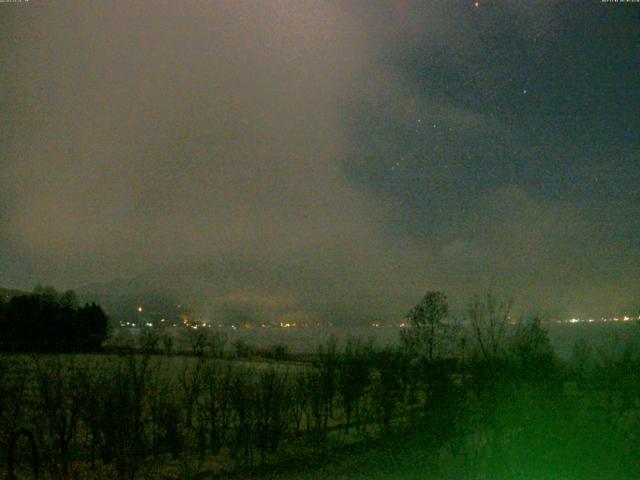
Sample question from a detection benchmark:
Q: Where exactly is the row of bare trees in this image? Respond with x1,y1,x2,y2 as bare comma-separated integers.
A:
401,291,553,367
0,343,423,479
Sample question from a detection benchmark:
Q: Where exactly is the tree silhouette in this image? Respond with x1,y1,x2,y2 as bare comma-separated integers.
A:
401,291,451,362
0,287,109,352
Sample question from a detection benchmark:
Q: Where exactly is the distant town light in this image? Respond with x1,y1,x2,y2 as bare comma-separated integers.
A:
137,306,143,312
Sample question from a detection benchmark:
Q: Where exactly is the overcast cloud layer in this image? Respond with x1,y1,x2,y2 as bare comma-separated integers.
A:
1,1,638,321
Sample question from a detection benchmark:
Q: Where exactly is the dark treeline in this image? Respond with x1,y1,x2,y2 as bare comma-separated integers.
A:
0,290,639,479
0,287,108,352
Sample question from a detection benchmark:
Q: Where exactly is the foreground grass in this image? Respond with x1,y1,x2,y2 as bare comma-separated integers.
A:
254,431,636,480
244,384,640,480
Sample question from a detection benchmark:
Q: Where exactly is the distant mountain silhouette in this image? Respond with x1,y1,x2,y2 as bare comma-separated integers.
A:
0,278,187,326
74,276,190,326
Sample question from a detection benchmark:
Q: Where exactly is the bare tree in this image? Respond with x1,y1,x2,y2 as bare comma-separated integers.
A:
337,337,373,434
466,292,513,361
159,330,174,355
316,335,339,430
371,348,409,431
202,363,234,455
188,328,208,357
138,328,160,354
208,330,228,359
253,368,289,464
32,356,80,479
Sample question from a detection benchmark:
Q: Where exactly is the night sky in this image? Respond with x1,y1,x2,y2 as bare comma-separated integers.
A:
1,1,638,322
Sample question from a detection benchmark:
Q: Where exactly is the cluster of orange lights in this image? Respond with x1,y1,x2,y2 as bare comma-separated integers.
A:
279,322,298,328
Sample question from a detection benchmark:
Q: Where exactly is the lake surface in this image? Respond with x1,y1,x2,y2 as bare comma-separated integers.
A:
223,322,640,360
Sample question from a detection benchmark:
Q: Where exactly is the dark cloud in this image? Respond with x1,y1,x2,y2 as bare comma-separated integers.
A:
1,1,638,321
